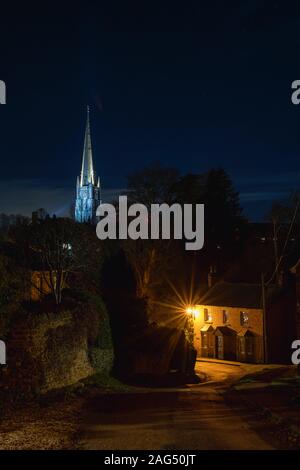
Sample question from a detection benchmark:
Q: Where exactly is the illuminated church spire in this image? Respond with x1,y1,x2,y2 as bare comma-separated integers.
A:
75,106,101,223
80,106,95,186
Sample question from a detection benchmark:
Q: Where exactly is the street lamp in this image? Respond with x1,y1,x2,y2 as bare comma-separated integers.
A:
185,306,199,319
185,306,199,344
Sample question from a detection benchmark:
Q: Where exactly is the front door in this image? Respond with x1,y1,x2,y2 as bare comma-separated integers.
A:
216,335,223,359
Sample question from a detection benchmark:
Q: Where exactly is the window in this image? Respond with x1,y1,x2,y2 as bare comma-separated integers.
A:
204,308,212,322
240,311,249,326
62,243,72,255
223,310,229,324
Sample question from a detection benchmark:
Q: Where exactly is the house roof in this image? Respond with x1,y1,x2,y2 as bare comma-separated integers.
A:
215,326,237,336
237,328,256,337
200,324,214,332
198,281,277,309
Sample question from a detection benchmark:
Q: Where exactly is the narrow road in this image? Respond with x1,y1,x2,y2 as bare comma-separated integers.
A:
78,362,278,450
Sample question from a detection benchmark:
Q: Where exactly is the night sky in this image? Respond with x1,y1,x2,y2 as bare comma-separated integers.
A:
1,1,300,220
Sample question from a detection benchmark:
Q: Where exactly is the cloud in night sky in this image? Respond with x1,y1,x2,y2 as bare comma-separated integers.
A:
0,171,299,222
235,171,300,220
0,180,125,217
1,170,299,222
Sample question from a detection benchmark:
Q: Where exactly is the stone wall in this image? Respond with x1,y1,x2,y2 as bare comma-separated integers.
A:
34,312,94,392
0,306,112,400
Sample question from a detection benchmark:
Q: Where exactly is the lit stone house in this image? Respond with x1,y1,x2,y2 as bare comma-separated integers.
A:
192,280,295,364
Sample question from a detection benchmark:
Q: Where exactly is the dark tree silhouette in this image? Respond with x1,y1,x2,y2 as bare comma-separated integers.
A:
10,217,105,304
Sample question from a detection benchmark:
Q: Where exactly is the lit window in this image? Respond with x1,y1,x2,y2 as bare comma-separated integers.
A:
62,243,72,252
240,311,249,326
223,310,229,324
204,308,212,322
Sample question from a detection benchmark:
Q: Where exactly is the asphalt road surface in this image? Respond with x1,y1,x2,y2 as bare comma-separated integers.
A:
78,362,278,450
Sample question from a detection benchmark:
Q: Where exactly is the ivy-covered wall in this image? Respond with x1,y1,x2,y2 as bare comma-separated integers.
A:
0,291,113,400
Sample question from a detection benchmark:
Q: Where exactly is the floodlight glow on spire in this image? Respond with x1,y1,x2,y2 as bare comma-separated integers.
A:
80,105,95,186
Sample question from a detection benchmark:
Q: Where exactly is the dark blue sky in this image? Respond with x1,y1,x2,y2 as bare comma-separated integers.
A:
1,1,300,220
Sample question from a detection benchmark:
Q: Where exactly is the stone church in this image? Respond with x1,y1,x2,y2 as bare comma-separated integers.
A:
75,106,101,223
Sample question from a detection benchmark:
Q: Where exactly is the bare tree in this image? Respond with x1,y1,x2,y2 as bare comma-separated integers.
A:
123,238,175,299
11,216,104,304
123,164,180,299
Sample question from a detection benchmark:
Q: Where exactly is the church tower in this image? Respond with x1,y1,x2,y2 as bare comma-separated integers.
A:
75,106,101,223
